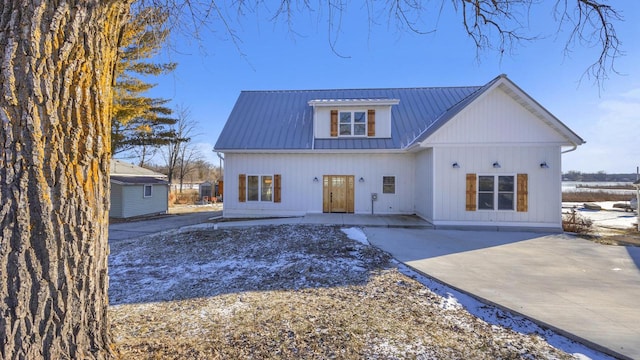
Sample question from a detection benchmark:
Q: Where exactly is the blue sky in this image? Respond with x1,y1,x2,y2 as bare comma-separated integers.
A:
142,1,640,174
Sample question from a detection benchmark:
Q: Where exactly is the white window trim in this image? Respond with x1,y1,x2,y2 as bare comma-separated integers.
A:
246,174,274,202
477,174,516,211
143,184,153,198
338,110,367,137
382,176,396,194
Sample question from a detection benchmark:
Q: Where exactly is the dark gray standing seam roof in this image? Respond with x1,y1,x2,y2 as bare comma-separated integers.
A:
110,176,169,185
214,86,485,151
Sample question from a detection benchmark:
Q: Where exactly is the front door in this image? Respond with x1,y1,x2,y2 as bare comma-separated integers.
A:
323,175,354,213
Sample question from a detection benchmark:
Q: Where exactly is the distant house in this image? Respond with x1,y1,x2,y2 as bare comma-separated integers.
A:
109,159,169,219
214,75,584,231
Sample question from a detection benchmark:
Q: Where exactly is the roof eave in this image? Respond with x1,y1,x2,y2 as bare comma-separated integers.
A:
308,99,400,107
494,78,585,147
409,74,585,148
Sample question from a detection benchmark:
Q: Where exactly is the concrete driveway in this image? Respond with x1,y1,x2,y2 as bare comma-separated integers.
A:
108,211,221,241
364,228,640,360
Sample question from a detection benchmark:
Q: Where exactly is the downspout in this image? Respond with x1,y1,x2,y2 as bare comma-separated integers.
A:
561,144,578,154
216,151,224,201
216,151,224,171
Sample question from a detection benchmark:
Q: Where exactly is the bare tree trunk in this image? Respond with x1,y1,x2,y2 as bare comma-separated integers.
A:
136,143,157,168
0,1,130,359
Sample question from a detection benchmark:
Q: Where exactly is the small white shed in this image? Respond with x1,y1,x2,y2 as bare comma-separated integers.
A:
109,160,169,219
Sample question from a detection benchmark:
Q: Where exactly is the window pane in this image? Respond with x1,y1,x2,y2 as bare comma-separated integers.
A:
144,185,152,197
247,176,259,201
339,124,351,135
261,176,273,202
498,176,514,192
498,193,514,210
339,112,351,123
478,193,494,210
354,112,366,123
383,176,395,194
478,176,494,191
354,123,366,135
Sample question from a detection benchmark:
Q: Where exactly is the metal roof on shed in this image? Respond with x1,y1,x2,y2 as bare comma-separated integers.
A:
110,176,169,185
214,86,483,151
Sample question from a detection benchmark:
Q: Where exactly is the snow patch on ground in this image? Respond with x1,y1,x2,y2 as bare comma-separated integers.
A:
109,225,386,305
109,224,614,359
391,259,615,360
564,201,638,230
341,227,369,245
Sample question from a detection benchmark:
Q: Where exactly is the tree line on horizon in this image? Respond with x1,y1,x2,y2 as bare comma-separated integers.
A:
563,171,640,182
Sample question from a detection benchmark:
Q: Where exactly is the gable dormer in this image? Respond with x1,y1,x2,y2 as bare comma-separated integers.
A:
308,99,400,139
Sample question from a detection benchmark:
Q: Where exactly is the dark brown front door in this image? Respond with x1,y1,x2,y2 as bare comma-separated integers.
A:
323,175,354,213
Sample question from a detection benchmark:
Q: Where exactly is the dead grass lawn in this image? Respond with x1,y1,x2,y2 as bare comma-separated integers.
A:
109,225,576,359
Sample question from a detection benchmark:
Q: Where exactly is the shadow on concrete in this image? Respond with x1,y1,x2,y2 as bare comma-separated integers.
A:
364,227,544,263
628,246,640,272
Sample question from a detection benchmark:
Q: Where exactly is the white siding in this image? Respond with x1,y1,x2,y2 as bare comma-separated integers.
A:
431,145,562,229
425,87,569,146
414,149,434,221
119,184,169,218
314,106,392,139
224,152,415,217
222,84,571,229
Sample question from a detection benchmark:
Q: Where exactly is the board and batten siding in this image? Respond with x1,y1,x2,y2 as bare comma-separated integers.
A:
413,148,434,221
223,152,416,217
424,86,571,146
417,85,567,230
430,145,562,229
314,106,392,139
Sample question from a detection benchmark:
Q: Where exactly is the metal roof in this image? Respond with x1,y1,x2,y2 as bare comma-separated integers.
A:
214,86,482,151
214,74,583,151
110,176,169,185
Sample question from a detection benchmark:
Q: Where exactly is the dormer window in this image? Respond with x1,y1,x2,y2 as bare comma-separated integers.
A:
308,98,399,140
340,111,367,136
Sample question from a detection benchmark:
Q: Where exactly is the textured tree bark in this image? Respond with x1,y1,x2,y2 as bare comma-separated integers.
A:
0,1,130,358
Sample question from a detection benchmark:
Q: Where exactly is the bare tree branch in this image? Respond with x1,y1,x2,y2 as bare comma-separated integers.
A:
161,105,199,184
388,0,436,35
135,0,622,87
556,0,622,87
453,0,536,59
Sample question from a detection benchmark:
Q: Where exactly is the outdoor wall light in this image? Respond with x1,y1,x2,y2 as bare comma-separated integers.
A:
540,162,549,169
313,177,319,182
452,162,460,169
493,162,501,168
359,177,365,183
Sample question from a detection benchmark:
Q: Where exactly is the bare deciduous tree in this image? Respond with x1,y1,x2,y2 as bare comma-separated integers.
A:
176,140,202,192
161,105,198,186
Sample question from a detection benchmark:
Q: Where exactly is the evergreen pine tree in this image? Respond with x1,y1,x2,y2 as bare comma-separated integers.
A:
112,7,177,155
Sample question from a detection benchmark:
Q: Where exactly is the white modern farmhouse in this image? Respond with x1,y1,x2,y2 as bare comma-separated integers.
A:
214,75,584,231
